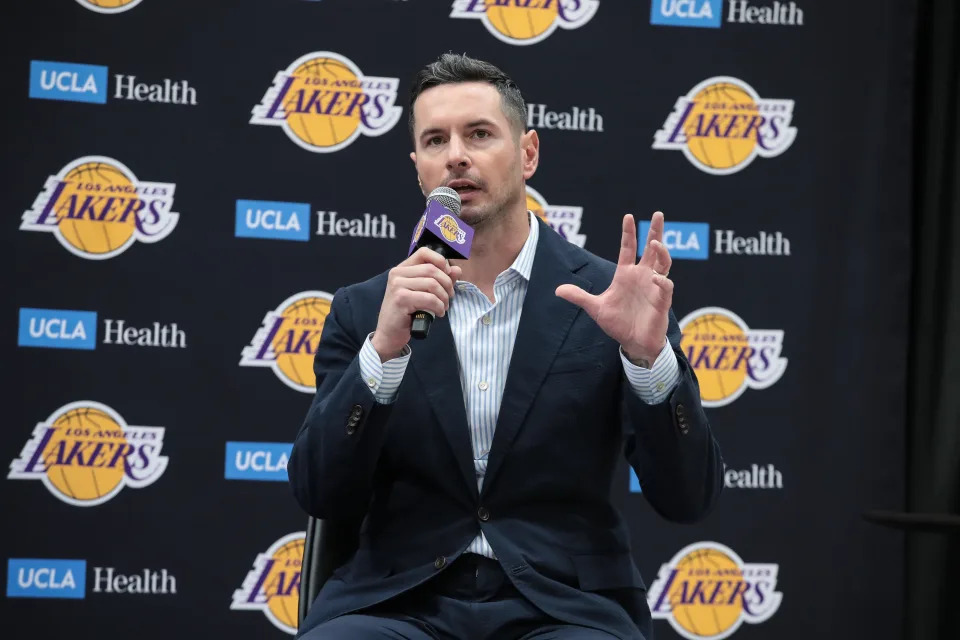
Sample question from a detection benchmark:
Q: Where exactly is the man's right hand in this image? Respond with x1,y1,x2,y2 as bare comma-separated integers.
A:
370,247,463,362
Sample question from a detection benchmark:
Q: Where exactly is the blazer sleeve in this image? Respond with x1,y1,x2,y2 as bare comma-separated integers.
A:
621,308,724,524
287,286,395,520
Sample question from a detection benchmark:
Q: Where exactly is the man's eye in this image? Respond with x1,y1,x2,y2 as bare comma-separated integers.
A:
473,130,489,139
428,137,443,146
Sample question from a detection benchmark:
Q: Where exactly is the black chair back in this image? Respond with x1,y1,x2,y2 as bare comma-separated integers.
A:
298,516,363,625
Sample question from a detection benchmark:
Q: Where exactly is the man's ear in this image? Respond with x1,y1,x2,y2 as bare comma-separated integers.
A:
409,151,417,165
521,129,540,180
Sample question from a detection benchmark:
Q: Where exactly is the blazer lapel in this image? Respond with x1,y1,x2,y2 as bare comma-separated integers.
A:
409,314,479,500
481,220,592,496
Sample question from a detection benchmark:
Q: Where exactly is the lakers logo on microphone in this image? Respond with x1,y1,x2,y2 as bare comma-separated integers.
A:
8,401,168,506
77,0,143,14
231,532,304,635
251,52,401,153
434,214,467,244
648,541,782,639
450,1,599,46
653,76,797,175
21,156,178,260
240,291,334,393
678,307,787,407
526,185,586,247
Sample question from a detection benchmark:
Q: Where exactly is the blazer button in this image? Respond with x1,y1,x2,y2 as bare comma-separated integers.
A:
676,404,686,419
477,506,490,522
346,422,357,435
350,404,363,420
434,556,447,569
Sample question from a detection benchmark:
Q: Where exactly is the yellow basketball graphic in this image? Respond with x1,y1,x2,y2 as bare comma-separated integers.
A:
44,406,127,502
487,5,558,42
77,0,143,12
685,82,758,171
263,537,304,631
649,541,783,639
52,161,137,256
680,311,748,404
273,295,331,390
285,57,362,149
84,0,137,7
525,190,547,223
668,548,743,637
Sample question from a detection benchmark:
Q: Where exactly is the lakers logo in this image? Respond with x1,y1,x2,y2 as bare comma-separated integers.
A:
231,532,305,635
648,542,782,639
7,401,168,507
20,156,179,260
678,307,787,407
450,0,599,46
412,214,426,244
526,185,586,247
77,0,143,13
434,214,467,244
251,52,401,153
240,291,334,393
653,77,797,175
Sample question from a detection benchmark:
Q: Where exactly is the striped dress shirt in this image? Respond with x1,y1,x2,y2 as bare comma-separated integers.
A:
358,211,680,559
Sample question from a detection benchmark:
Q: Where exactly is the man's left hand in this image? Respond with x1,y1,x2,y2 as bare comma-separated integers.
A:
555,212,673,368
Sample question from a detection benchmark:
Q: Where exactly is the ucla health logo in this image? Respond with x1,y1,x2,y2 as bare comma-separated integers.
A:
236,200,310,242
231,533,305,635
653,77,797,175
29,60,108,104
651,0,722,27
225,442,292,482
241,291,334,393
21,156,178,259
679,307,787,407
648,542,782,639
77,0,144,13
639,221,709,260
251,52,401,153
7,559,86,599
18,308,97,350
451,1,599,46
8,401,168,506
526,186,586,247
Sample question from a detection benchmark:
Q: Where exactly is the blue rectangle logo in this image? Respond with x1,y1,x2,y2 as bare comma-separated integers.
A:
630,469,642,493
650,0,723,28
639,221,710,260
225,442,292,481
7,559,86,599
29,60,108,104
235,200,310,242
18,308,97,350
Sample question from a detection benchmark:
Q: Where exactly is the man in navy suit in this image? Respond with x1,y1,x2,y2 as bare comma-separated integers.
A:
289,53,723,640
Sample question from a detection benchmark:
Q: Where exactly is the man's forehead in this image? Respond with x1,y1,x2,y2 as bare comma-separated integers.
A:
414,82,505,130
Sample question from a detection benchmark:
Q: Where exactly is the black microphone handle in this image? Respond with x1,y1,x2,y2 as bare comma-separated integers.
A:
410,242,452,340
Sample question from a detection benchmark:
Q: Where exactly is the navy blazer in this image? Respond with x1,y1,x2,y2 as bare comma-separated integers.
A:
289,217,724,639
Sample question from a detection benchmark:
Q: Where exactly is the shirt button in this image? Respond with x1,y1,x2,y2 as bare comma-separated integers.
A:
655,381,665,392
478,381,489,391
457,284,468,291
367,377,376,388
482,315,492,325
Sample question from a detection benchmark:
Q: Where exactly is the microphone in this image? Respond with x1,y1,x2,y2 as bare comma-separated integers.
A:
407,186,474,339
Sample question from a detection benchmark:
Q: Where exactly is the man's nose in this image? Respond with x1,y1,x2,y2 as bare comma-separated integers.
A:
446,137,471,171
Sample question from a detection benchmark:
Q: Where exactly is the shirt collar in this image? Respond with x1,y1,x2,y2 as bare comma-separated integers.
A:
501,209,539,284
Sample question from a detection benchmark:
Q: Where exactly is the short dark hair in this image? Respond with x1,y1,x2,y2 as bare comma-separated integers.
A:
408,52,527,140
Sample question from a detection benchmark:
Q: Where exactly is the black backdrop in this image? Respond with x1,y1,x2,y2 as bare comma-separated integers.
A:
3,1,916,638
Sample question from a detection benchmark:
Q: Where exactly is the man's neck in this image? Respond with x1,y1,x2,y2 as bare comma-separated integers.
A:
452,206,531,301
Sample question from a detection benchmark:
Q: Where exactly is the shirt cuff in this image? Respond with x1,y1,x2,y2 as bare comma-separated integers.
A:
358,333,411,404
620,338,681,405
